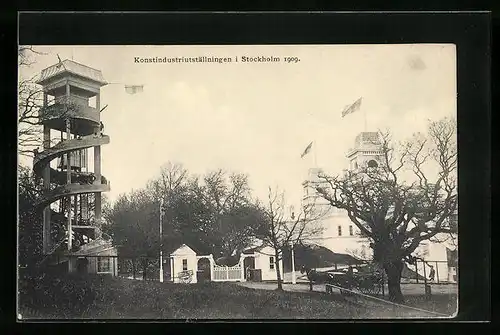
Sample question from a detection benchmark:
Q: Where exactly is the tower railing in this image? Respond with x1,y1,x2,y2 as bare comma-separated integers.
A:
34,89,109,258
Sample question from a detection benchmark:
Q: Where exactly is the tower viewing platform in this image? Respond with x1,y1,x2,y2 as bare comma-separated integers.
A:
33,59,117,275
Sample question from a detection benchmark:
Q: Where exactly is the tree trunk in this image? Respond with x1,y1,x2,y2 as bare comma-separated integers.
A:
132,259,136,279
383,260,404,303
142,260,147,281
274,250,283,291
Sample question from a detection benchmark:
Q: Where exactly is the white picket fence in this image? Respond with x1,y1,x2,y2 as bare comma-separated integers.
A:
212,264,242,282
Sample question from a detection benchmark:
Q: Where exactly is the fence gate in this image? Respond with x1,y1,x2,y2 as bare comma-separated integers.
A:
212,264,242,282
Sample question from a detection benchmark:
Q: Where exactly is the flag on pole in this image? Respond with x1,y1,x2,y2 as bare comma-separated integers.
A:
301,141,313,158
125,85,144,94
341,97,362,117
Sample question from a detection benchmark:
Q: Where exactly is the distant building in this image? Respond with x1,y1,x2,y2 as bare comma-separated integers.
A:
301,131,457,282
167,242,284,284
302,166,371,258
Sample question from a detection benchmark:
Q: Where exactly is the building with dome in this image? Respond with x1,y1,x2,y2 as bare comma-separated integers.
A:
301,131,457,282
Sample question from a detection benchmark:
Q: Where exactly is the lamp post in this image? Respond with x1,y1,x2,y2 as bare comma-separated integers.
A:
289,207,297,285
159,198,165,283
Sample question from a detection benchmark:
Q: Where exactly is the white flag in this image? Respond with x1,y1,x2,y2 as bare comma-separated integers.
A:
125,85,144,94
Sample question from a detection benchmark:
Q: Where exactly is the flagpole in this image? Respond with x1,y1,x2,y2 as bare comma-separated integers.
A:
313,140,318,168
159,198,164,283
362,97,367,132
364,107,367,132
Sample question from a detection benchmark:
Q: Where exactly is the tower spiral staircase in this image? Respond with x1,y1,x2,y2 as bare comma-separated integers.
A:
33,59,115,272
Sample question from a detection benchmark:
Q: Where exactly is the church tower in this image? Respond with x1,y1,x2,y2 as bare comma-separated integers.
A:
346,131,384,171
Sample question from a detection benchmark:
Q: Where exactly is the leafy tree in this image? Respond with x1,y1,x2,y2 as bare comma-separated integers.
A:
105,190,161,279
18,165,70,274
107,163,266,270
199,169,256,258
315,117,457,302
148,164,261,259
18,166,44,269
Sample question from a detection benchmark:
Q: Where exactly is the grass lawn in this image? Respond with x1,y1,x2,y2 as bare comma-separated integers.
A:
18,272,456,320
238,281,457,318
399,294,458,316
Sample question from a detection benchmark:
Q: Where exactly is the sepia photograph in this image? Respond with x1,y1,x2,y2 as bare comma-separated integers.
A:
17,44,458,320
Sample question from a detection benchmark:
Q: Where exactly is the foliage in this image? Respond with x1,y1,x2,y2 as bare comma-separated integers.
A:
314,117,457,302
18,165,88,270
18,165,44,268
105,190,159,258
106,162,266,260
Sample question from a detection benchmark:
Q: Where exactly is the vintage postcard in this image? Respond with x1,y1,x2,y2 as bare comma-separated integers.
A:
18,44,458,320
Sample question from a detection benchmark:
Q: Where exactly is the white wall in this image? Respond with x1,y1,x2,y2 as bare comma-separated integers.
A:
427,240,451,283
254,246,284,281
306,206,371,257
171,245,198,284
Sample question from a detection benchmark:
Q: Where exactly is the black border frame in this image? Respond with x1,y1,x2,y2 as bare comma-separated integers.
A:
6,11,491,328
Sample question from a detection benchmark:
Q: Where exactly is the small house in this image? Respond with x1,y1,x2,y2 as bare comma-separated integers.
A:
70,239,118,276
169,244,199,284
242,245,284,282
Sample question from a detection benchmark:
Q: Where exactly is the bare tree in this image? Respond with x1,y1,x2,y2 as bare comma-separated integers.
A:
18,46,78,157
256,186,325,290
315,117,457,302
18,46,45,157
148,162,189,197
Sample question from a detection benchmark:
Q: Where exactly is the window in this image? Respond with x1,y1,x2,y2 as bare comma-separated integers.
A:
367,160,378,168
338,225,342,236
182,259,188,271
269,257,275,270
349,225,354,236
97,257,112,273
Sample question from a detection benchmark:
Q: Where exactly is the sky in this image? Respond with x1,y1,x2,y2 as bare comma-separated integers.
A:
18,44,456,209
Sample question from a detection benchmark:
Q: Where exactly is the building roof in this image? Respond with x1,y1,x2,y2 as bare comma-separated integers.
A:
242,244,276,255
354,132,382,148
36,59,107,86
170,244,197,256
242,246,263,255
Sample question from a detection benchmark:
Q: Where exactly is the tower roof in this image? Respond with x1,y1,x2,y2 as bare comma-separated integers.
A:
354,132,381,148
36,59,107,86
347,131,383,159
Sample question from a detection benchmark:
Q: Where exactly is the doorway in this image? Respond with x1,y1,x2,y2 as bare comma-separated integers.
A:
243,257,256,280
76,257,89,274
197,258,212,283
